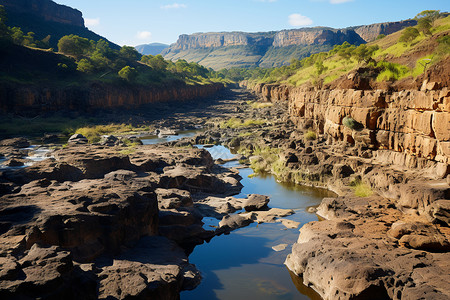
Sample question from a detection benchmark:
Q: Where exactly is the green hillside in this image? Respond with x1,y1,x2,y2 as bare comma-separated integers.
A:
233,13,450,88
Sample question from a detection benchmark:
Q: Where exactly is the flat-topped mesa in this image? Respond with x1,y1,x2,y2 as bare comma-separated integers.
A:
2,0,85,27
273,28,365,47
351,19,417,42
166,31,275,51
163,20,412,69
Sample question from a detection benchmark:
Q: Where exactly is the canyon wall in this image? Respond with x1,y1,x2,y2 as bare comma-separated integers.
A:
252,82,449,171
351,20,417,42
2,0,84,27
163,21,414,69
272,28,364,47
0,82,224,114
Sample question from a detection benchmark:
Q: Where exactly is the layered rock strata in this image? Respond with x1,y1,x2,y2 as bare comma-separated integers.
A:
0,82,224,114
2,0,85,27
218,84,450,299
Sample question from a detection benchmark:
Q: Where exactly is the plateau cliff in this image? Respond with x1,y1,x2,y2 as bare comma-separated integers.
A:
162,20,413,69
2,0,119,49
350,19,417,42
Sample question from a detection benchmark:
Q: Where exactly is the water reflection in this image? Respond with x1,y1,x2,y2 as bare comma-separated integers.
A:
141,130,200,145
182,145,327,300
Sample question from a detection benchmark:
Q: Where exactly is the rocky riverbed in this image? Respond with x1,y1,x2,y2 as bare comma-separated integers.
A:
167,86,450,299
0,87,449,299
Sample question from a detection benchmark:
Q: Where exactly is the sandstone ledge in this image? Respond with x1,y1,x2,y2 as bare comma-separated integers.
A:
285,194,450,300
0,143,244,299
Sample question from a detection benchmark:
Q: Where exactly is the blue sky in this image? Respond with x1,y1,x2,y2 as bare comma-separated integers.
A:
54,0,449,46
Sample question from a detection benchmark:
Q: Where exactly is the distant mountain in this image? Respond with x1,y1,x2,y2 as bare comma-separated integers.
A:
2,0,120,49
162,20,416,70
135,43,169,56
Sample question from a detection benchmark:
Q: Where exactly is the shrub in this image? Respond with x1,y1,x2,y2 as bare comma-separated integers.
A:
304,130,317,140
376,61,409,81
118,66,137,82
77,59,95,73
399,27,420,45
220,118,265,129
350,180,373,197
436,35,450,55
343,116,364,130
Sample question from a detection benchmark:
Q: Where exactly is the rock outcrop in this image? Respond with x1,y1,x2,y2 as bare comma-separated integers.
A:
351,20,417,42
0,82,224,114
252,83,450,168
163,21,411,69
272,28,364,47
2,0,119,49
241,79,450,299
0,143,244,299
2,0,85,27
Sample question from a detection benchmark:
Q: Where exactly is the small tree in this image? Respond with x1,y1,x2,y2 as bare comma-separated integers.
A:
22,32,36,47
415,10,441,26
399,27,420,45
58,35,91,59
353,44,379,64
77,59,95,73
119,46,141,61
417,18,432,36
118,66,137,82
10,27,24,44
314,59,327,75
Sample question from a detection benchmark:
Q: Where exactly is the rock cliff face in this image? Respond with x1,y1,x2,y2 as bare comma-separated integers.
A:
243,81,449,299
352,20,417,42
272,28,365,47
163,21,411,69
170,32,274,50
253,83,449,168
0,82,224,114
3,0,119,49
2,0,84,27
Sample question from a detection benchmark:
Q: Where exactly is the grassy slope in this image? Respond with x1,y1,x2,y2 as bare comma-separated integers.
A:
282,16,450,87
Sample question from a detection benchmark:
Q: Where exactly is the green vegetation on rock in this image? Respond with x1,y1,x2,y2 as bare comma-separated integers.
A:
226,11,449,88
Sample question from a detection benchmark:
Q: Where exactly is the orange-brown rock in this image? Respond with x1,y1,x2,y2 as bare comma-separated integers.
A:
0,82,224,114
0,143,244,299
250,83,450,167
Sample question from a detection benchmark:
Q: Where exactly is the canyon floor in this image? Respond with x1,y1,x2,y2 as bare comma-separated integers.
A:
0,88,449,300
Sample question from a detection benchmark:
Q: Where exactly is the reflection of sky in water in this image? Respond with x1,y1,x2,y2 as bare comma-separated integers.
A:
141,130,200,145
183,145,330,300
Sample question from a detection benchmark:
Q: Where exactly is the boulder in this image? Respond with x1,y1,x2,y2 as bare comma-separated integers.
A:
218,214,253,232
0,138,30,148
68,134,88,144
100,135,119,146
244,194,270,212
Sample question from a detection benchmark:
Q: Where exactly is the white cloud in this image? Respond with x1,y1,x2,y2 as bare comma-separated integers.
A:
330,0,354,4
85,18,100,27
288,14,313,26
136,31,152,40
161,3,187,9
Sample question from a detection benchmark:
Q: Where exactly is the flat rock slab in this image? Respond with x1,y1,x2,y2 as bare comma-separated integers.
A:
272,244,288,252
279,219,300,229
98,236,201,299
244,194,270,211
242,208,295,224
286,194,450,300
